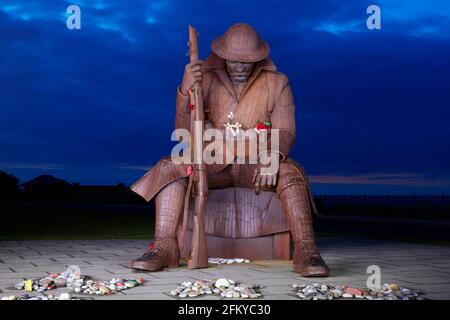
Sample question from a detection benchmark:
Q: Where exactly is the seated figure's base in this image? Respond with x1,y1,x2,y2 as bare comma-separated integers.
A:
179,230,291,260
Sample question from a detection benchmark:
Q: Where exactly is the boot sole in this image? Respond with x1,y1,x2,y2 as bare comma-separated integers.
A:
129,260,179,272
294,265,330,277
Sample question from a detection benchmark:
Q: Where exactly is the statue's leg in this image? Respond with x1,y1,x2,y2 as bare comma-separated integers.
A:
277,163,330,277
129,178,187,272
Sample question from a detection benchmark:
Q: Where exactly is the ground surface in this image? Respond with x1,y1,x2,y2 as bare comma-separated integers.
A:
1,237,449,300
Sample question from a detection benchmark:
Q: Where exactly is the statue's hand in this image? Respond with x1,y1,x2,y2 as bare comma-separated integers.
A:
252,163,278,196
181,60,203,95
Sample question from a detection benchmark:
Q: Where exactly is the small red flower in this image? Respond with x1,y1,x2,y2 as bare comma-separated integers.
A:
188,89,195,111
255,120,271,132
148,242,155,250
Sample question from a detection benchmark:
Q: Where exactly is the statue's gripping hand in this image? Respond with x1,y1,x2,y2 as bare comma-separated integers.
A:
180,60,203,95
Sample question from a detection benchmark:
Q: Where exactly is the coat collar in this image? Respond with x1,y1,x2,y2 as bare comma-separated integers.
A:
203,53,277,102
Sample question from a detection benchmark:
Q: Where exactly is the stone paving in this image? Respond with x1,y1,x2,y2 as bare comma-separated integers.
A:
1,237,449,300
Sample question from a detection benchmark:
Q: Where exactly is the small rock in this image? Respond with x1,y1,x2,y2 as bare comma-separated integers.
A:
59,293,72,300
24,279,33,292
215,278,230,288
344,287,363,296
389,283,399,291
15,281,25,290
57,280,68,289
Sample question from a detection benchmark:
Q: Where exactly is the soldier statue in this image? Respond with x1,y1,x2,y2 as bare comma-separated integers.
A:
129,23,330,277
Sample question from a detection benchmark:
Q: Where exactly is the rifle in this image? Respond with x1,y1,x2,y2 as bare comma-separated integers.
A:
180,25,209,269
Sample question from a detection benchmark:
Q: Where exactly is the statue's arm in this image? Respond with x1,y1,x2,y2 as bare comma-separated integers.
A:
269,74,296,159
175,85,191,131
175,71,212,131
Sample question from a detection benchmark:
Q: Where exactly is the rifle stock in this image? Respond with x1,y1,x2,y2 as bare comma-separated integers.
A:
187,25,208,269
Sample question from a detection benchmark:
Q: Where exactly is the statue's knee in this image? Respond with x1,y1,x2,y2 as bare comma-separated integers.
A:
157,178,188,200
171,178,188,189
277,162,307,194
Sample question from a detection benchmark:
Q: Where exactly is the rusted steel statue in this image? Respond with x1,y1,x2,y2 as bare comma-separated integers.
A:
129,23,330,277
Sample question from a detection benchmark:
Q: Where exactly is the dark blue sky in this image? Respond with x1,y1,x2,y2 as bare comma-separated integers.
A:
1,0,449,194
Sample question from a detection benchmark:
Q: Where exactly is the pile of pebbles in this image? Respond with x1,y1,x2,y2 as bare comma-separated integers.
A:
208,257,250,265
3,265,145,300
169,278,263,299
14,265,84,293
2,292,79,300
292,283,423,300
80,278,144,295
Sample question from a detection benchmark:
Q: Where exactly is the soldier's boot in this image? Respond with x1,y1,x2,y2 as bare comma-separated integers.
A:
129,179,186,272
278,183,330,277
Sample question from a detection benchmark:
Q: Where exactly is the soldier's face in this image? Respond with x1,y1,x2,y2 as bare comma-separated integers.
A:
226,60,255,84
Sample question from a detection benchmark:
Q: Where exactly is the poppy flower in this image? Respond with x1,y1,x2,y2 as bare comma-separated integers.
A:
255,120,272,133
187,165,193,176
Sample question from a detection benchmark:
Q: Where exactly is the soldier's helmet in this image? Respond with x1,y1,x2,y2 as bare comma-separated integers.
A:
211,23,270,63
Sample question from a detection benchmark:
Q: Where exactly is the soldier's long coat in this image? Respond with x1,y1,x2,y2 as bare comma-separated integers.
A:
130,53,318,221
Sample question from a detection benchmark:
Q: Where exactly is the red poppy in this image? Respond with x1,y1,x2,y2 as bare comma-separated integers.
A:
188,89,195,110
148,242,155,250
187,165,193,176
255,120,271,131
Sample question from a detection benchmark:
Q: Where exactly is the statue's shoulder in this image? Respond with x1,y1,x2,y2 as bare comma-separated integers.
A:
202,71,215,89
201,57,217,85
263,70,290,88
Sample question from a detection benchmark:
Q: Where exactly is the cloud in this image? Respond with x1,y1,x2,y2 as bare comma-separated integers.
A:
310,172,450,186
116,164,153,171
314,20,362,35
0,162,63,170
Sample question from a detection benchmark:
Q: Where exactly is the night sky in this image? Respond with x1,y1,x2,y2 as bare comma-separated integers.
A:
1,0,449,195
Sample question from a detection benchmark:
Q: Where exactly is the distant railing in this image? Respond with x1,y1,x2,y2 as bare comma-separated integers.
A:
313,195,450,220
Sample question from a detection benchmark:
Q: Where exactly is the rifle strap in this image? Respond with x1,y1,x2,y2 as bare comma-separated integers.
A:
179,172,193,256
179,86,197,256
